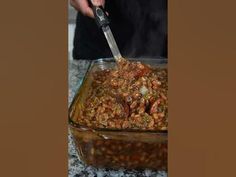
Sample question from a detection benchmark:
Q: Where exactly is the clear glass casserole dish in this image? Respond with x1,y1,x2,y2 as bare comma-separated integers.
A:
69,58,168,170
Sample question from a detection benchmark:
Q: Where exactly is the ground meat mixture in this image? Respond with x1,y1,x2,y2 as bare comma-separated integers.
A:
76,59,168,131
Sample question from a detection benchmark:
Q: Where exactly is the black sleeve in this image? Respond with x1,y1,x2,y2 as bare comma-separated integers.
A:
72,12,112,60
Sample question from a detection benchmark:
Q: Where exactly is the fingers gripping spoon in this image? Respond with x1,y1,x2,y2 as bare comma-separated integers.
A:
89,0,123,62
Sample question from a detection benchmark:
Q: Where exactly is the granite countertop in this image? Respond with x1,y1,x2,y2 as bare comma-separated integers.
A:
68,59,167,177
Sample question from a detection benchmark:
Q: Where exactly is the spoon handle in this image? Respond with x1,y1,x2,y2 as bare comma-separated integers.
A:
89,0,123,62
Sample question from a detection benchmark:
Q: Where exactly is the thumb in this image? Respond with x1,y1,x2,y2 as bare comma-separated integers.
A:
91,0,105,7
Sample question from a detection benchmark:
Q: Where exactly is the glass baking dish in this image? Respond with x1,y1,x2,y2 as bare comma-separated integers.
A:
69,58,168,171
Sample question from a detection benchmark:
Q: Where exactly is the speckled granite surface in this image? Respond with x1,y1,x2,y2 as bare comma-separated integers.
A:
68,59,168,177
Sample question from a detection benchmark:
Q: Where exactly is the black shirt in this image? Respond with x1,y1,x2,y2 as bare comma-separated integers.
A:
73,0,167,60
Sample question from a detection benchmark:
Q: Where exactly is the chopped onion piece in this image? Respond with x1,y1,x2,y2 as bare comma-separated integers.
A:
140,85,148,95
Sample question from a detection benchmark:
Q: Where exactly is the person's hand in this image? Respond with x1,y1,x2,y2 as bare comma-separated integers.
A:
70,0,105,18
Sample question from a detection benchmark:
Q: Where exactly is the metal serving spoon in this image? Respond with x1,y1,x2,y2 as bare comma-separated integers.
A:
89,0,123,62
